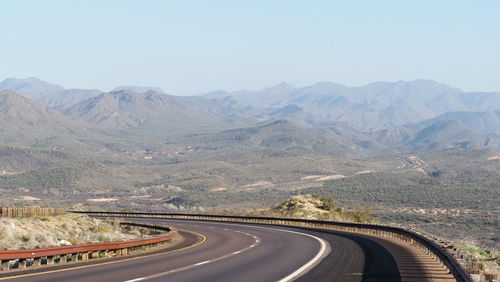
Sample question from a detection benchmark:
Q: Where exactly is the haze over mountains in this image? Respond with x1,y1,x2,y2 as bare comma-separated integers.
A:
204,79,499,129
1,77,499,155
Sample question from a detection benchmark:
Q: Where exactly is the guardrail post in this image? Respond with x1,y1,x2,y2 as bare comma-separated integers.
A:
18,258,26,268
71,253,78,262
1,260,8,271
33,257,41,267
81,252,89,261
60,254,67,263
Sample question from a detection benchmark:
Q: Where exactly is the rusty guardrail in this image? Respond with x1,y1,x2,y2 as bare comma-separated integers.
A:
0,207,64,218
0,222,175,271
71,211,472,282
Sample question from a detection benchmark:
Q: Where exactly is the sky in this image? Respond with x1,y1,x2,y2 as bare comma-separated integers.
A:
1,0,499,95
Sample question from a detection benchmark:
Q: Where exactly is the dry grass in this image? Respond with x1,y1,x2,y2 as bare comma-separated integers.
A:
0,213,152,250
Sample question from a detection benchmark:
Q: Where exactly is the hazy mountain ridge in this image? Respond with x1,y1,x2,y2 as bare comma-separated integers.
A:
1,77,499,154
419,111,500,136
0,90,94,150
63,90,232,136
0,89,164,155
0,77,64,100
38,89,103,110
112,86,164,93
203,79,500,130
372,111,500,151
184,119,392,158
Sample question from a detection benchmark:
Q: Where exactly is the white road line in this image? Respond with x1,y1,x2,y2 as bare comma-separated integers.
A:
124,278,145,282
123,219,330,282
120,224,260,282
276,230,329,282
171,220,331,281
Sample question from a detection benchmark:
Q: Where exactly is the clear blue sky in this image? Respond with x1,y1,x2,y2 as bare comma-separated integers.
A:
1,0,499,94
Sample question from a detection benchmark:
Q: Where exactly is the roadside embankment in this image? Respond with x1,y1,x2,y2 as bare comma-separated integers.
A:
0,213,161,249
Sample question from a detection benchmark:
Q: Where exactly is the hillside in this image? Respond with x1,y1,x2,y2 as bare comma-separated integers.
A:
177,95,260,126
0,90,101,151
64,90,231,136
371,114,499,152
0,213,154,249
0,145,75,174
407,120,492,151
184,119,390,158
0,144,108,193
419,111,500,136
38,89,103,110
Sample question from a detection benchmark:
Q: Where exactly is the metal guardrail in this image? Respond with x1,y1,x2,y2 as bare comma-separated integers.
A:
72,211,472,282
0,222,175,271
0,207,64,218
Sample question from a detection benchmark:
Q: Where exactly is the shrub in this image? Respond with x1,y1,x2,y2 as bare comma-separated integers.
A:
20,235,31,243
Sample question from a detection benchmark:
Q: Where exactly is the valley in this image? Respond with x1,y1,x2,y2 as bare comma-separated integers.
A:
0,77,498,251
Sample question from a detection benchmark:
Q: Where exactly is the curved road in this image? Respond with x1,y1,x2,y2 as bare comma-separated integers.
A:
0,218,451,282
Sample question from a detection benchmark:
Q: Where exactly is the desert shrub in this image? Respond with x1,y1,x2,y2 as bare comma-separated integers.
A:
20,235,31,243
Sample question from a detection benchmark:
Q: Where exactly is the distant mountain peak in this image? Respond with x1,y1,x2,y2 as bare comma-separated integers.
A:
268,81,295,90
262,82,296,96
299,81,346,94
62,90,229,134
0,77,65,100
112,85,164,93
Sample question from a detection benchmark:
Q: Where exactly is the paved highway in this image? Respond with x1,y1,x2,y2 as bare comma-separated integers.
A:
0,218,453,282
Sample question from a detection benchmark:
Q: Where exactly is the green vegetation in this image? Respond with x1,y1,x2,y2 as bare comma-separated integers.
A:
218,194,377,223
462,247,499,266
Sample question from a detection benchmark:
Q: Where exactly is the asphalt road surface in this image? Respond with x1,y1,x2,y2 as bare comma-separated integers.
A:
0,218,443,282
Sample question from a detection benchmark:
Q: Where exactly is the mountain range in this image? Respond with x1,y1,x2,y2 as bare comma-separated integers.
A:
63,90,229,136
204,79,500,130
0,77,499,155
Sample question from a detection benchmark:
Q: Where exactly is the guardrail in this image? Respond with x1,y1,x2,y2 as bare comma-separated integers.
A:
0,207,64,218
72,211,472,282
0,222,175,272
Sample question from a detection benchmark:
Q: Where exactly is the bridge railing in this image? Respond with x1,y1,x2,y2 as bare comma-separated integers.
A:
0,222,175,272
71,210,472,282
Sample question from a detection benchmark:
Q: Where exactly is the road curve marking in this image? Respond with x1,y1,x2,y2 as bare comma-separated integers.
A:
193,260,211,266
133,220,330,281
0,229,207,281
162,220,331,282
122,226,261,281
124,278,145,282
275,229,329,282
